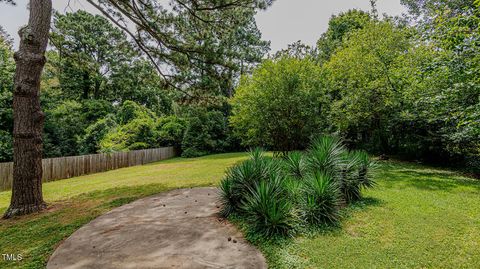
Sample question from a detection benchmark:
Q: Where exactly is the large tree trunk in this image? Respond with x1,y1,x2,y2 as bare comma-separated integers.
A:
3,0,52,219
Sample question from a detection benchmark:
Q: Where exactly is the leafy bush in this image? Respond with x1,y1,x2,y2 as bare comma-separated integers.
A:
117,100,156,125
80,99,114,123
128,142,150,150
181,109,233,157
230,57,327,152
99,117,157,153
78,114,117,154
155,116,187,149
43,100,85,157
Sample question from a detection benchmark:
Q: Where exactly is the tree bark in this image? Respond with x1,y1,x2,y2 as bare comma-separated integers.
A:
3,0,52,219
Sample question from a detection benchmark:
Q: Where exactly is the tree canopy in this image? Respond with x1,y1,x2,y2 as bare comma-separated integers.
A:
86,0,272,103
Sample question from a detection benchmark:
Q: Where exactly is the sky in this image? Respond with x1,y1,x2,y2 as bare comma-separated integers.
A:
0,0,406,52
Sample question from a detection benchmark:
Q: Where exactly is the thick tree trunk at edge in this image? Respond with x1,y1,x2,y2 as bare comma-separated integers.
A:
3,0,52,219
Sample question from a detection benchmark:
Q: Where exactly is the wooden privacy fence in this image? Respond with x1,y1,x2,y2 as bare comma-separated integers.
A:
0,147,176,191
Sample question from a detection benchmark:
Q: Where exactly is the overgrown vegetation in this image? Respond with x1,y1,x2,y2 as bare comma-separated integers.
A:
0,0,478,266
219,136,376,238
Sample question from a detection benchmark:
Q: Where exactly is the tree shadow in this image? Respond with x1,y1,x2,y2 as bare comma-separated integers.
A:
353,196,384,207
380,168,480,193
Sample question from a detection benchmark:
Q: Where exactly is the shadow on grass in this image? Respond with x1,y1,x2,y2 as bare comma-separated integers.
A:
377,162,480,193
195,152,248,160
350,196,384,208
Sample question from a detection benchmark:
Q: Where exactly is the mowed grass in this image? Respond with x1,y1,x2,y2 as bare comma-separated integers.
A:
0,153,479,268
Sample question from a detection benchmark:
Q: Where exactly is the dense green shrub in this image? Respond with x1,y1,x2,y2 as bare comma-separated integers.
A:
181,109,233,157
219,136,375,239
43,100,85,157
230,57,327,152
127,142,150,150
78,114,117,154
97,102,186,153
100,117,157,153
155,116,187,149
117,100,156,125
80,99,115,123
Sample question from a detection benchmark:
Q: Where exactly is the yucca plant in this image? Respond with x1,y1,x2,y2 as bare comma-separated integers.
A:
218,148,281,217
353,150,376,189
306,136,345,176
338,152,361,204
338,150,376,204
241,173,296,238
300,172,341,225
218,138,377,239
218,177,236,217
283,151,307,179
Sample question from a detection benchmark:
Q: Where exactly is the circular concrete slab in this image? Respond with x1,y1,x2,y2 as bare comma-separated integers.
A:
47,187,266,269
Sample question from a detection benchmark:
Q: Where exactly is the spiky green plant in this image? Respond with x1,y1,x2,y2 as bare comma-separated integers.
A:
338,152,361,204
218,137,376,239
307,136,345,176
249,147,265,163
241,173,296,238
218,177,236,217
338,150,376,203
283,151,307,179
218,148,281,216
300,172,341,225
353,150,376,189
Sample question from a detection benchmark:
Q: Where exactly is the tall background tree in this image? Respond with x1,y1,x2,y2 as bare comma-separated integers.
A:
85,0,272,104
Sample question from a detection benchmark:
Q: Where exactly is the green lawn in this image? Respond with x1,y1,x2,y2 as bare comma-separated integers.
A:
0,153,479,268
